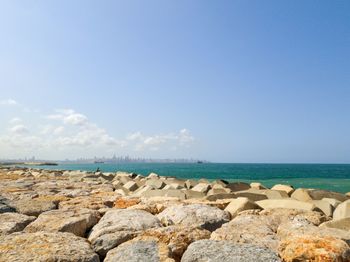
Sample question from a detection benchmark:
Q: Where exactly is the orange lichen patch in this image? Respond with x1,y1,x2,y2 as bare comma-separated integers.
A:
114,198,140,209
0,174,26,180
92,191,117,197
278,235,350,262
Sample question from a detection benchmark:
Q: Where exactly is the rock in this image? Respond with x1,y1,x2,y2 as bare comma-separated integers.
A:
183,190,206,199
264,190,289,199
308,189,349,202
191,183,211,193
157,204,230,232
147,172,160,179
250,182,267,190
141,189,186,200
226,182,250,192
14,199,56,216
292,188,349,202
277,217,350,244
104,236,174,262
278,235,350,262
312,200,334,217
59,195,115,210
205,193,236,201
88,209,162,256
0,232,99,262
334,199,350,220
291,188,313,202
256,199,317,211
224,197,261,218
145,179,166,189
234,190,268,201
181,240,281,262
211,211,279,251
211,208,328,251
114,197,140,208
25,208,100,237
207,188,230,196
322,197,341,208
123,181,139,192
270,184,294,195
320,217,350,231
0,196,15,213
185,180,198,189
0,212,36,235
140,225,211,260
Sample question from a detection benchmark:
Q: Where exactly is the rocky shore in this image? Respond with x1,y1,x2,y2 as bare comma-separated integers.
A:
0,167,350,261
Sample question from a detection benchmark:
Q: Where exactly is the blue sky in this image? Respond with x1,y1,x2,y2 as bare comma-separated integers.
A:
0,1,349,162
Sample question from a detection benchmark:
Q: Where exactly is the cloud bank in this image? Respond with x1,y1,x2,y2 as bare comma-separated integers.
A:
0,102,195,159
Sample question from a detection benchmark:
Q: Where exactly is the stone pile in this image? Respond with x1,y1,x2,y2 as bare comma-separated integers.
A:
0,166,350,261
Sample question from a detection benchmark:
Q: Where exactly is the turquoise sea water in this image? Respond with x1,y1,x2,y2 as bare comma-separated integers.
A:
27,163,350,193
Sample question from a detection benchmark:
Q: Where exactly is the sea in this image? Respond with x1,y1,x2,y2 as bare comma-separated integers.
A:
24,163,350,194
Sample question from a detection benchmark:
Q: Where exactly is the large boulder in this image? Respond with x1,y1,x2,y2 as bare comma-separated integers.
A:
0,212,36,235
334,199,350,220
224,197,261,218
13,199,56,216
140,225,211,260
211,208,328,252
278,235,350,262
157,204,230,232
59,195,116,210
104,236,174,262
181,240,281,262
88,209,162,256
25,208,100,237
234,189,268,201
0,232,99,262
226,182,250,192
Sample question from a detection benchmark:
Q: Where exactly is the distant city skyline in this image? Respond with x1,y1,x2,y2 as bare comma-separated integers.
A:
0,1,349,163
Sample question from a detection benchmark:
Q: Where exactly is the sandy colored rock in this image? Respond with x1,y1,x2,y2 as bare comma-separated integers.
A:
14,199,56,216
140,225,211,260
123,181,139,191
256,199,317,211
59,195,115,210
234,189,268,201
226,182,250,192
88,209,162,256
0,232,99,262
25,208,100,236
291,188,313,202
191,183,211,193
312,200,334,217
320,217,350,231
278,235,350,262
250,182,267,189
0,212,36,235
333,199,350,220
270,184,294,195
157,204,230,232
181,240,281,262
105,236,174,262
224,197,261,218
322,197,341,208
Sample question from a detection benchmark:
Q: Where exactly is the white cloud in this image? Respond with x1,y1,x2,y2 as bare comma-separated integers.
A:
9,117,22,124
10,124,29,134
0,107,195,158
0,99,18,106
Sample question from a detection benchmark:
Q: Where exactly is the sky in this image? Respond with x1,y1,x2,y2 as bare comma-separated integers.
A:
0,1,349,163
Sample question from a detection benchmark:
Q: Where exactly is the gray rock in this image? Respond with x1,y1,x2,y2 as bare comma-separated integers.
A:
88,209,162,256
226,182,250,192
0,196,15,213
181,240,280,262
104,236,174,262
157,204,230,231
